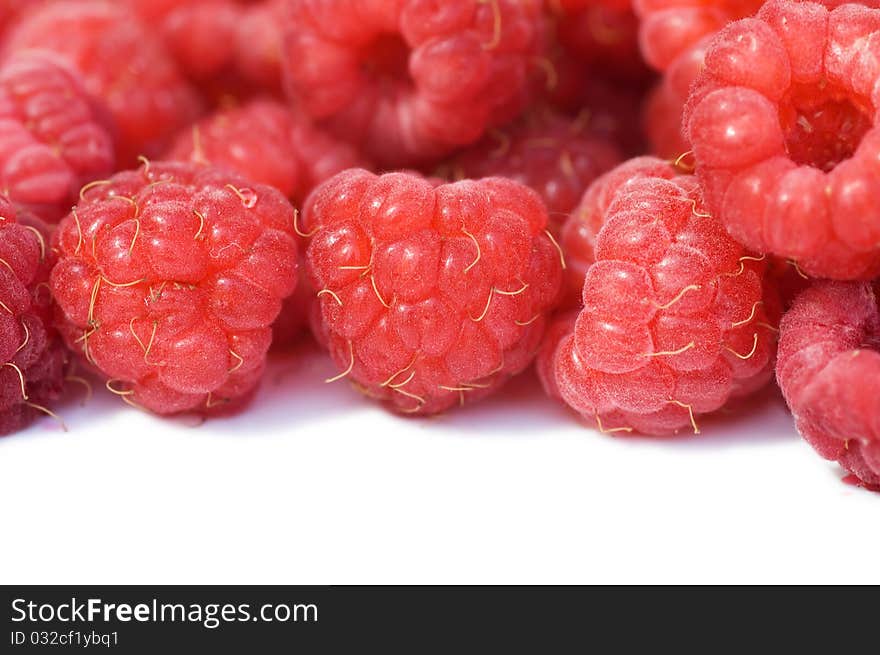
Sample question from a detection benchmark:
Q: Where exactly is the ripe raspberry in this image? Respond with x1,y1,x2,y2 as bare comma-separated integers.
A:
0,196,68,435
281,0,545,167
303,169,563,415
50,161,299,415
635,0,764,72
777,282,880,490
551,173,775,436
3,0,202,165
443,110,622,234
0,52,115,223
684,0,880,280
559,156,678,307
127,0,242,81
535,308,576,402
167,98,370,204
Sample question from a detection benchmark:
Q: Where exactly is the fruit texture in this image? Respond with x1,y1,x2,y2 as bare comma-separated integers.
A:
3,0,202,164
559,156,678,308
168,98,370,204
303,169,563,415
0,52,115,222
551,172,775,435
281,0,545,167
444,110,622,234
50,161,299,415
777,282,880,489
685,0,880,280
0,196,68,435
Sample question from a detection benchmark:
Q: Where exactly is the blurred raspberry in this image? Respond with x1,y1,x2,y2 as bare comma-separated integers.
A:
0,196,68,435
4,0,202,165
51,161,299,415
167,97,370,203
127,0,242,82
444,110,622,234
304,169,563,414
0,52,115,222
281,0,545,167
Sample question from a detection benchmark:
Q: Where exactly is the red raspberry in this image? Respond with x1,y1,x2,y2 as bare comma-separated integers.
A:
50,161,300,415
0,196,68,435
303,169,564,415
684,0,880,280
635,0,764,72
235,0,286,93
550,172,775,436
444,110,622,234
535,307,576,402
167,98,370,204
4,0,202,165
127,0,242,81
549,0,648,84
0,52,115,223
559,156,678,308
777,282,880,490
281,0,545,167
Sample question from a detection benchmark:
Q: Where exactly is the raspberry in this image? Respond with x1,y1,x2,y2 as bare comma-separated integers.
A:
281,0,544,167
777,282,880,489
635,0,764,72
0,52,115,223
50,160,299,415
127,0,242,81
0,196,68,435
550,172,775,435
443,110,622,234
550,0,648,84
684,0,880,280
535,308,576,402
4,0,202,165
167,98,370,204
303,169,563,415
168,99,301,199
559,156,678,307
235,0,286,93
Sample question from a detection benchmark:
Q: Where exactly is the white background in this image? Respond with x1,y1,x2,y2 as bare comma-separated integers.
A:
1,340,876,585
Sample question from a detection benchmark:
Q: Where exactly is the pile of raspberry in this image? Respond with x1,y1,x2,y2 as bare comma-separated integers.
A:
1,0,879,493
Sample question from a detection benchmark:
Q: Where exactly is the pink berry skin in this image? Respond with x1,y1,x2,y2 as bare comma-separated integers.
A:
684,0,880,280
445,110,623,234
281,0,545,167
303,169,563,415
777,282,880,490
4,0,202,166
551,171,776,436
559,156,679,308
0,52,115,223
0,196,68,436
50,161,300,416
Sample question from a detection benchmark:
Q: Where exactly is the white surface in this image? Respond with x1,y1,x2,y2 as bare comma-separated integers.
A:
0,340,876,585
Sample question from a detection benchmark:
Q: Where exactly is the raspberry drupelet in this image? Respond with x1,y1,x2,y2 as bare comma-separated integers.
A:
559,156,679,308
685,0,880,280
303,169,564,415
444,110,622,234
3,0,201,165
0,196,68,435
50,161,299,415
777,282,880,490
0,52,115,223
550,172,775,436
281,0,545,167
